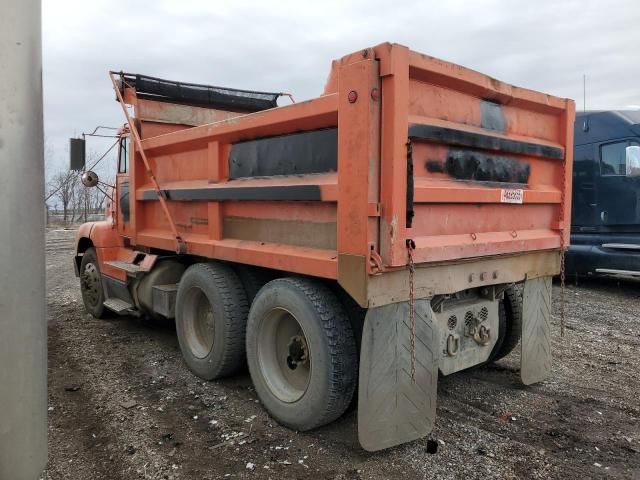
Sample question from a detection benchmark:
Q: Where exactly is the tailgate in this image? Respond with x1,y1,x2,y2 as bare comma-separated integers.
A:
376,45,575,267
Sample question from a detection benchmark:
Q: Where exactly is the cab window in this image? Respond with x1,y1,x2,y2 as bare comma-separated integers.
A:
600,140,638,176
118,137,130,174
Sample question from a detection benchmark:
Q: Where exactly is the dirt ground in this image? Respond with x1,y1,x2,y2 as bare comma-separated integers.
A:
43,228,639,480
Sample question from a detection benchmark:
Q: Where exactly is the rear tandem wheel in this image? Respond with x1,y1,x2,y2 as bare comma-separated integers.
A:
246,277,358,431
489,285,523,362
175,262,249,380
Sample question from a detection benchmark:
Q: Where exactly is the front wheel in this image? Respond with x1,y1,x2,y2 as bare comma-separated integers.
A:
79,247,107,318
246,277,357,431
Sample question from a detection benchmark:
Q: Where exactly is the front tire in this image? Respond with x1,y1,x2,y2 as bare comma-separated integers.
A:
246,277,357,431
175,263,249,380
80,247,107,318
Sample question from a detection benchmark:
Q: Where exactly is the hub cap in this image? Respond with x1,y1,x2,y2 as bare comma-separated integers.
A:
257,308,311,403
81,263,101,307
182,287,215,358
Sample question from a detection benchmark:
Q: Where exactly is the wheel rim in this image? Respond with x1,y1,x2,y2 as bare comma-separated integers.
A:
81,263,101,307
182,287,215,359
257,307,311,403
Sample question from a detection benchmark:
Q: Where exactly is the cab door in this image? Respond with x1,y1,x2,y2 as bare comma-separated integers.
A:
116,136,131,235
597,139,640,226
571,143,599,229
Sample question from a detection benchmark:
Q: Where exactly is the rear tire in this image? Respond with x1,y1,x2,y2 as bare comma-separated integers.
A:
79,247,107,319
246,277,357,431
233,265,276,304
489,285,523,362
330,284,366,353
175,262,249,380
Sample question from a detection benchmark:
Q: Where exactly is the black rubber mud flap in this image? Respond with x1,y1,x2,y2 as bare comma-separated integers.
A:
357,299,439,451
521,276,552,385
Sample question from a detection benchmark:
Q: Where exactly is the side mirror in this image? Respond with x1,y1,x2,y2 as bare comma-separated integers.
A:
81,170,99,188
626,145,640,177
69,138,86,171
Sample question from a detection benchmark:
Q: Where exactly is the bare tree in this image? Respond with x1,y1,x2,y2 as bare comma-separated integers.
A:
44,143,117,225
47,170,77,223
70,172,113,222
71,179,86,223
90,178,110,212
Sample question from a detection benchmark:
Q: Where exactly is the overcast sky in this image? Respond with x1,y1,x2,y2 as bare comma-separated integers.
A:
43,0,640,175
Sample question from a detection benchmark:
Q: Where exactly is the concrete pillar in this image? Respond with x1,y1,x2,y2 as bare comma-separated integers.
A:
0,1,48,479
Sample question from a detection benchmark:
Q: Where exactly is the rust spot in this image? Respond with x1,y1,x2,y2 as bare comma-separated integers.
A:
390,215,398,240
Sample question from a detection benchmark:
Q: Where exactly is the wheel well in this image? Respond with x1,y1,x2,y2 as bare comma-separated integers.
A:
77,237,93,254
75,237,94,273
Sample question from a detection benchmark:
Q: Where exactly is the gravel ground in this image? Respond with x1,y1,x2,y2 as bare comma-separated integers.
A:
44,228,640,479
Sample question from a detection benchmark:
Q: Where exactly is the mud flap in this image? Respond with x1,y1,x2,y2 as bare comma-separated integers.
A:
357,299,439,451
521,275,552,385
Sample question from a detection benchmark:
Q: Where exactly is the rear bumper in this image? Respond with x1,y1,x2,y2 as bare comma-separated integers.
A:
363,250,560,308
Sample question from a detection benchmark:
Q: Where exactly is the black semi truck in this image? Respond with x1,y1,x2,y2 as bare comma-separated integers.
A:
567,110,640,277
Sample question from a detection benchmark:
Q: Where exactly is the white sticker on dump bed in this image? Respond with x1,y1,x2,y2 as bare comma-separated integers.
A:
500,188,523,204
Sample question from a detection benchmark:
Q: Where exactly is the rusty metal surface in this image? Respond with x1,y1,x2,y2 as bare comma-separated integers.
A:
136,98,241,127
223,217,336,250
433,296,499,376
366,250,560,307
337,253,368,307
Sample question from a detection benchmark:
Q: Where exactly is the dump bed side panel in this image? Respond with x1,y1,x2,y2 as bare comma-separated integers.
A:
130,94,342,278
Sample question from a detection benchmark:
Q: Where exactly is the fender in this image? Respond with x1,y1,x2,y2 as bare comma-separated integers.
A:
74,220,122,276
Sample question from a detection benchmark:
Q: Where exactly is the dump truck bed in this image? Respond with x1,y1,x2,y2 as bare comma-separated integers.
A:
76,43,575,453
115,43,574,307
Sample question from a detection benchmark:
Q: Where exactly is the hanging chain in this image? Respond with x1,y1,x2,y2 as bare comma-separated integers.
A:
560,240,566,337
559,154,567,337
407,239,416,383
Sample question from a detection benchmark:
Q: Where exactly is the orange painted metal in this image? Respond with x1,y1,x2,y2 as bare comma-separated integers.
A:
376,44,410,267
337,57,380,258
141,94,338,153
78,43,574,305
109,72,185,254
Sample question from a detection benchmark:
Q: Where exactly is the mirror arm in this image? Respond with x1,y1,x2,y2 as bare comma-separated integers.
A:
94,183,113,202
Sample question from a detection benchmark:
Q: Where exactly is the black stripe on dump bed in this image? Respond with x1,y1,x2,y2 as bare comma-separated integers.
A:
140,185,322,202
229,128,338,179
408,124,564,159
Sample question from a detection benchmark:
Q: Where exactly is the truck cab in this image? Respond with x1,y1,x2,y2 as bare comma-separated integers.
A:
567,110,640,277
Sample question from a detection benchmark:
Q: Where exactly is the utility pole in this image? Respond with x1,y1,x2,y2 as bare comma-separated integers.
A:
0,1,48,479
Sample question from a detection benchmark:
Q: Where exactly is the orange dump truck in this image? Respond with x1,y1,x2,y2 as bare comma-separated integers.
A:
73,43,574,451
